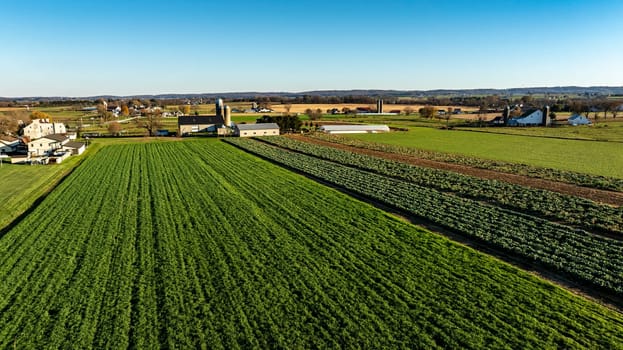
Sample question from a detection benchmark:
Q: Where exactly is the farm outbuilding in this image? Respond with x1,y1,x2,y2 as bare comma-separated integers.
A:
63,141,86,155
0,137,19,155
567,114,592,126
508,107,551,126
319,124,390,134
235,123,280,137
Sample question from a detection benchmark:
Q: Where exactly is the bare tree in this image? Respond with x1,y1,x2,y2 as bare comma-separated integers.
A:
138,111,163,136
284,103,292,115
108,121,121,136
418,106,436,119
403,106,414,116
610,101,620,119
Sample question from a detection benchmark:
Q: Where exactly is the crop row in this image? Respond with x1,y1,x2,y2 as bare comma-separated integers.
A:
307,133,623,191
226,138,623,295
3,140,623,348
256,136,623,236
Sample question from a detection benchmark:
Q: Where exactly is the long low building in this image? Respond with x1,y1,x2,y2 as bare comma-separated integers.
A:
318,124,390,134
235,123,280,137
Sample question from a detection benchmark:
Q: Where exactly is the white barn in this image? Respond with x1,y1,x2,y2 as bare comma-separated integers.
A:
319,124,390,134
508,110,546,126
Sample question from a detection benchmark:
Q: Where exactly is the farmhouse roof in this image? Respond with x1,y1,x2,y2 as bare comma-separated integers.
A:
40,134,69,142
236,123,280,131
178,115,224,125
64,141,85,149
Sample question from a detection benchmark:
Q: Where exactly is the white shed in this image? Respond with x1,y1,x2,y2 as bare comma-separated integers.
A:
567,114,592,126
63,141,86,155
235,123,280,137
319,124,390,134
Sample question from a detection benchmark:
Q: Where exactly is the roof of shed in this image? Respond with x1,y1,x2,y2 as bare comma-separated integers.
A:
236,123,280,130
64,141,85,149
41,134,69,142
319,124,390,131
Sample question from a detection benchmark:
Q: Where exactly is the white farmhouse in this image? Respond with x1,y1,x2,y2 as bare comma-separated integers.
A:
22,119,67,139
28,134,69,156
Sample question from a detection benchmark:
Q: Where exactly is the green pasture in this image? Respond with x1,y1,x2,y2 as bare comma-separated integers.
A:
348,127,623,178
0,154,85,230
459,121,623,142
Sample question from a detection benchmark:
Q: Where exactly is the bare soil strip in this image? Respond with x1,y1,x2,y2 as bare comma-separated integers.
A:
288,134,623,206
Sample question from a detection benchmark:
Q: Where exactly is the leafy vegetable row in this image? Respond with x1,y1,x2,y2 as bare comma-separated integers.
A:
257,136,623,236
226,138,623,295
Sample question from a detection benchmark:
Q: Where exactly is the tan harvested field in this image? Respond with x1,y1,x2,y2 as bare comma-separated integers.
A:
0,107,28,112
269,103,481,114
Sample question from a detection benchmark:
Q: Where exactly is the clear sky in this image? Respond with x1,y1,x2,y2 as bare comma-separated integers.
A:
1,0,622,97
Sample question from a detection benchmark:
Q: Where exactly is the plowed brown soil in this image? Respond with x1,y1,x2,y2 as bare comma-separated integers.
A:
288,134,623,206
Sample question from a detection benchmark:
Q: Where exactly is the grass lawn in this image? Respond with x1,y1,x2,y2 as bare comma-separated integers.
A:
0,156,84,230
347,127,623,178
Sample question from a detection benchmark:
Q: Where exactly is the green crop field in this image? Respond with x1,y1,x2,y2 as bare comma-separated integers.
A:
2,140,623,348
347,127,623,178
459,122,623,142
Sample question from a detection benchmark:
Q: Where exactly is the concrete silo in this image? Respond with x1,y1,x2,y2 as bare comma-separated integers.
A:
542,106,551,126
224,105,232,127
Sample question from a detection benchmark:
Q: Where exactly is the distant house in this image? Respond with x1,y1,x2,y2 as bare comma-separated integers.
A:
63,141,86,155
0,137,20,155
28,134,69,156
235,123,280,137
567,114,592,126
107,106,122,116
178,115,225,135
318,124,390,134
22,119,67,139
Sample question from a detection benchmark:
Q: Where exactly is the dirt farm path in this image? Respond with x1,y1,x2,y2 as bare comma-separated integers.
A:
288,134,623,206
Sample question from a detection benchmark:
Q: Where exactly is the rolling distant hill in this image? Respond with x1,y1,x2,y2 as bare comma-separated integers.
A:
2,86,622,101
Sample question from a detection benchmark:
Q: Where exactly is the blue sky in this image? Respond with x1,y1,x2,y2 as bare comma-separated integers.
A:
1,0,622,96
